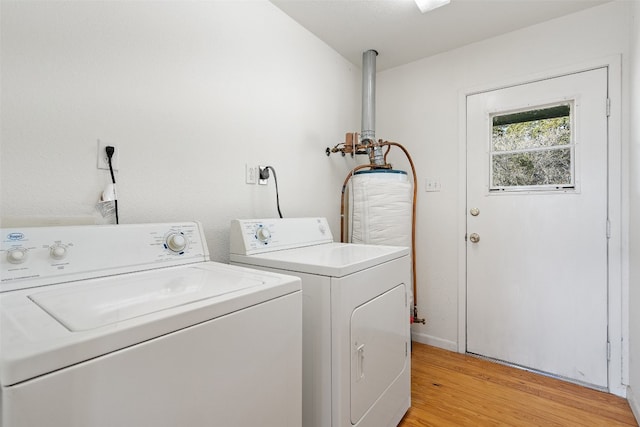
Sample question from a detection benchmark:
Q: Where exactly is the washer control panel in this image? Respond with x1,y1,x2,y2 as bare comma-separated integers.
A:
230,217,333,255
0,222,209,292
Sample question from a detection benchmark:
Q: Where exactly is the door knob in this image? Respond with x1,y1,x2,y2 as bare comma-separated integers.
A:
469,233,480,243
470,208,480,216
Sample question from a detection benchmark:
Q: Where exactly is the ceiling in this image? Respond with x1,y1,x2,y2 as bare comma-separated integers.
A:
270,0,612,71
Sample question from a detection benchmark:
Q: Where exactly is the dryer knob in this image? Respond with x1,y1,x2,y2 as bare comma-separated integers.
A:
256,227,271,243
49,244,68,260
166,233,187,252
7,248,27,264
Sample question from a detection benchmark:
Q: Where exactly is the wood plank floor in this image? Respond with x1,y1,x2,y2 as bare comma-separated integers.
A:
398,342,638,426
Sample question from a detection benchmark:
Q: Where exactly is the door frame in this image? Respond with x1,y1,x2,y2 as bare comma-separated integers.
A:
457,55,626,397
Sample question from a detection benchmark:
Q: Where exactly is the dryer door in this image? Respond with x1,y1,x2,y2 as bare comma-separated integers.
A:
350,284,407,424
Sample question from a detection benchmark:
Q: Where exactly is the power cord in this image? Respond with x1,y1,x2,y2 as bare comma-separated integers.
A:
105,146,119,224
260,166,283,218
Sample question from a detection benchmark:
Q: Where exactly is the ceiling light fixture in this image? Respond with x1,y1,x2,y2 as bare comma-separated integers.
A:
414,0,450,13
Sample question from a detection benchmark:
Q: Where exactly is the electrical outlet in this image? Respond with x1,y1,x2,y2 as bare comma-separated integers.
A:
425,178,441,192
97,140,119,171
245,164,257,184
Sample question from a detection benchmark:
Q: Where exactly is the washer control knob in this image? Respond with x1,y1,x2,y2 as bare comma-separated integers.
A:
256,226,271,243
7,248,27,264
166,233,187,252
49,244,68,260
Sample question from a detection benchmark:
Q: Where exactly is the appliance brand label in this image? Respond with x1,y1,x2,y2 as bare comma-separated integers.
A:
7,232,24,241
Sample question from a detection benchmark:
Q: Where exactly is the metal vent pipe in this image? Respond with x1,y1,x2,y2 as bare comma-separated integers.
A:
361,49,385,166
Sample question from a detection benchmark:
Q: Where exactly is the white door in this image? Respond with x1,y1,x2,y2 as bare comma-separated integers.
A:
466,68,609,388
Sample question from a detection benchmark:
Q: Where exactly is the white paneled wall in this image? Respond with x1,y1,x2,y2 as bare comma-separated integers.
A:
0,0,361,262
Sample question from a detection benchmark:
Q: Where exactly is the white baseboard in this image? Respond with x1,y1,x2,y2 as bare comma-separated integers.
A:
411,331,457,352
628,386,640,425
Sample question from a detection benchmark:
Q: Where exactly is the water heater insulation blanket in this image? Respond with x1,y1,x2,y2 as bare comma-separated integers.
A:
350,172,412,248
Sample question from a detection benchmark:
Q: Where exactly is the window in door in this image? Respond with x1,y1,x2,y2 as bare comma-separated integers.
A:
490,103,574,192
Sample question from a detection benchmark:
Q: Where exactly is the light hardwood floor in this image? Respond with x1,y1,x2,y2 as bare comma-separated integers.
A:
398,342,638,426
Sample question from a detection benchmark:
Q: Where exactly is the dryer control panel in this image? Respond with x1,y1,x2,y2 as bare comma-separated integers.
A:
0,222,209,292
230,217,334,255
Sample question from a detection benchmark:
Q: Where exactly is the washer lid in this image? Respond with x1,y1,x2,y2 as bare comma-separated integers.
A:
0,262,300,386
230,242,409,277
29,265,262,331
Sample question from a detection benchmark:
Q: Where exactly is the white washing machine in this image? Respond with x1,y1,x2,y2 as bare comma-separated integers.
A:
229,217,411,427
0,222,302,427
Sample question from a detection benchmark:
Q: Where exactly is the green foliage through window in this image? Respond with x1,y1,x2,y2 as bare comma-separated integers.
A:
491,104,573,190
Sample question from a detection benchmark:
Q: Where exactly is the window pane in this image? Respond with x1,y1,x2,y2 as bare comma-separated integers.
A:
492,148,572,187
492,106,571,152
490,103,573,190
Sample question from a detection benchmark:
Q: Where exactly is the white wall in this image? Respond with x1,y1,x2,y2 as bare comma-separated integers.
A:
376,0,632,359
0,0,361,262
628,0,640,418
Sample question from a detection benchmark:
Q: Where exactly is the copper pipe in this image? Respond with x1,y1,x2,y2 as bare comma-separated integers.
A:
379,141,422,323
383,143,392,164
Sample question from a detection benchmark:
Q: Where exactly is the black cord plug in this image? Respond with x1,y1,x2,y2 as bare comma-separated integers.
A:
259,167,270,180
105,146,117,185
263,166,283,218
105,146,119,224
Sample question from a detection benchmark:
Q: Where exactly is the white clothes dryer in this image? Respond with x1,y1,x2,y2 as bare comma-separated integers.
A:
0,222,302,427
229,217,411,427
